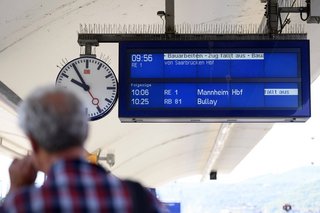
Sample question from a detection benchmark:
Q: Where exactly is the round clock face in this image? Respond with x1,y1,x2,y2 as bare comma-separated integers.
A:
56,57,118,121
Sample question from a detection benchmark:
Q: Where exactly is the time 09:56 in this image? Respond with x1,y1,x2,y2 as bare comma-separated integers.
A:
131,54,153,62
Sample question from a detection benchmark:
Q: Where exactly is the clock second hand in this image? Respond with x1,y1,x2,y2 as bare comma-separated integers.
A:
88,90,102,113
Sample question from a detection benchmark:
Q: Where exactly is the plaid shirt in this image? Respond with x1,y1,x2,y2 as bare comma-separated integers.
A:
0,158,165,213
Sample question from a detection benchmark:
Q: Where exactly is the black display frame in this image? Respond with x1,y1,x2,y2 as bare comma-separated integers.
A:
118,40,311,123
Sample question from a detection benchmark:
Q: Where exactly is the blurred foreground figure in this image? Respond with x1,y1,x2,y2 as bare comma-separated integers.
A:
0,86,165,213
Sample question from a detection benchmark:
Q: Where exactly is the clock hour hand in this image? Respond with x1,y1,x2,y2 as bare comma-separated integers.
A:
72,63,89,91
71,79,90,91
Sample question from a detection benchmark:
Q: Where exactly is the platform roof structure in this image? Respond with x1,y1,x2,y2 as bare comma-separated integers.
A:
1,0,320,187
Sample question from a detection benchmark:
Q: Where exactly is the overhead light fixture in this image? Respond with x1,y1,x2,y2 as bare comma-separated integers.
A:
201,123,232,181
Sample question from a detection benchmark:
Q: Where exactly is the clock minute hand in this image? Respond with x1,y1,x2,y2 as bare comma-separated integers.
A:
72,63,89,91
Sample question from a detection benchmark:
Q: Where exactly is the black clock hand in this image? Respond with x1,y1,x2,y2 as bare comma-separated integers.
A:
72,63,89,91
71,79,89,91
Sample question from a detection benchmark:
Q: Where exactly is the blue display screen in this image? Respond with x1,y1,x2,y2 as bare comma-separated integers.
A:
130,83,299,108
130,52,298,78
119,40,310,121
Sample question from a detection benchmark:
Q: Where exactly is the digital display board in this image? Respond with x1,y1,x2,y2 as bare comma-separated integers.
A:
119,40,310,122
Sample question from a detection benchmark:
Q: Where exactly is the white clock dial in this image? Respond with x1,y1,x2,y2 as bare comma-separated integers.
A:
56,57,118,121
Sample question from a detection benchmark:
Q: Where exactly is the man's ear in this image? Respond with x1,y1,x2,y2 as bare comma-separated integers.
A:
28,134,39,154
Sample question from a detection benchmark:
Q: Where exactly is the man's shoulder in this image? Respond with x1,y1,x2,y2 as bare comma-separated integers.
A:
122,179,166,213
50,158,110,177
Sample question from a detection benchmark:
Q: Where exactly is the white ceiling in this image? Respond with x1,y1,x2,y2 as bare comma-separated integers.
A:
1,0,320,187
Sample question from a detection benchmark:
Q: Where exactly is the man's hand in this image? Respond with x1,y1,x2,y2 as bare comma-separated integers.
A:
8,156,37,194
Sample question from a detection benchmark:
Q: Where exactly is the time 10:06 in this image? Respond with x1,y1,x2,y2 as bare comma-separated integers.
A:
131,89,149,96
131,54,153,62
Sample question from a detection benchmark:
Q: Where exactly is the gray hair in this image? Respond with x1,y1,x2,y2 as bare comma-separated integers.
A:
18,86,89,152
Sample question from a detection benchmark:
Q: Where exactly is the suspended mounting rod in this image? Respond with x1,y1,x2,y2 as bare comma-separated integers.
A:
165,0,175,34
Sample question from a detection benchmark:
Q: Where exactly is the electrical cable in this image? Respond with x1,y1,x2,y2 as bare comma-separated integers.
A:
300,8,309,21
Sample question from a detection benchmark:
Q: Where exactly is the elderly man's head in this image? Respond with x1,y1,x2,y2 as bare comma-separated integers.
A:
18,86,89,153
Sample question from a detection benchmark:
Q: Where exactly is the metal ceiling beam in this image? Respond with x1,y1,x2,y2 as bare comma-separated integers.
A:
78,33,306,45
0,81,22,109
